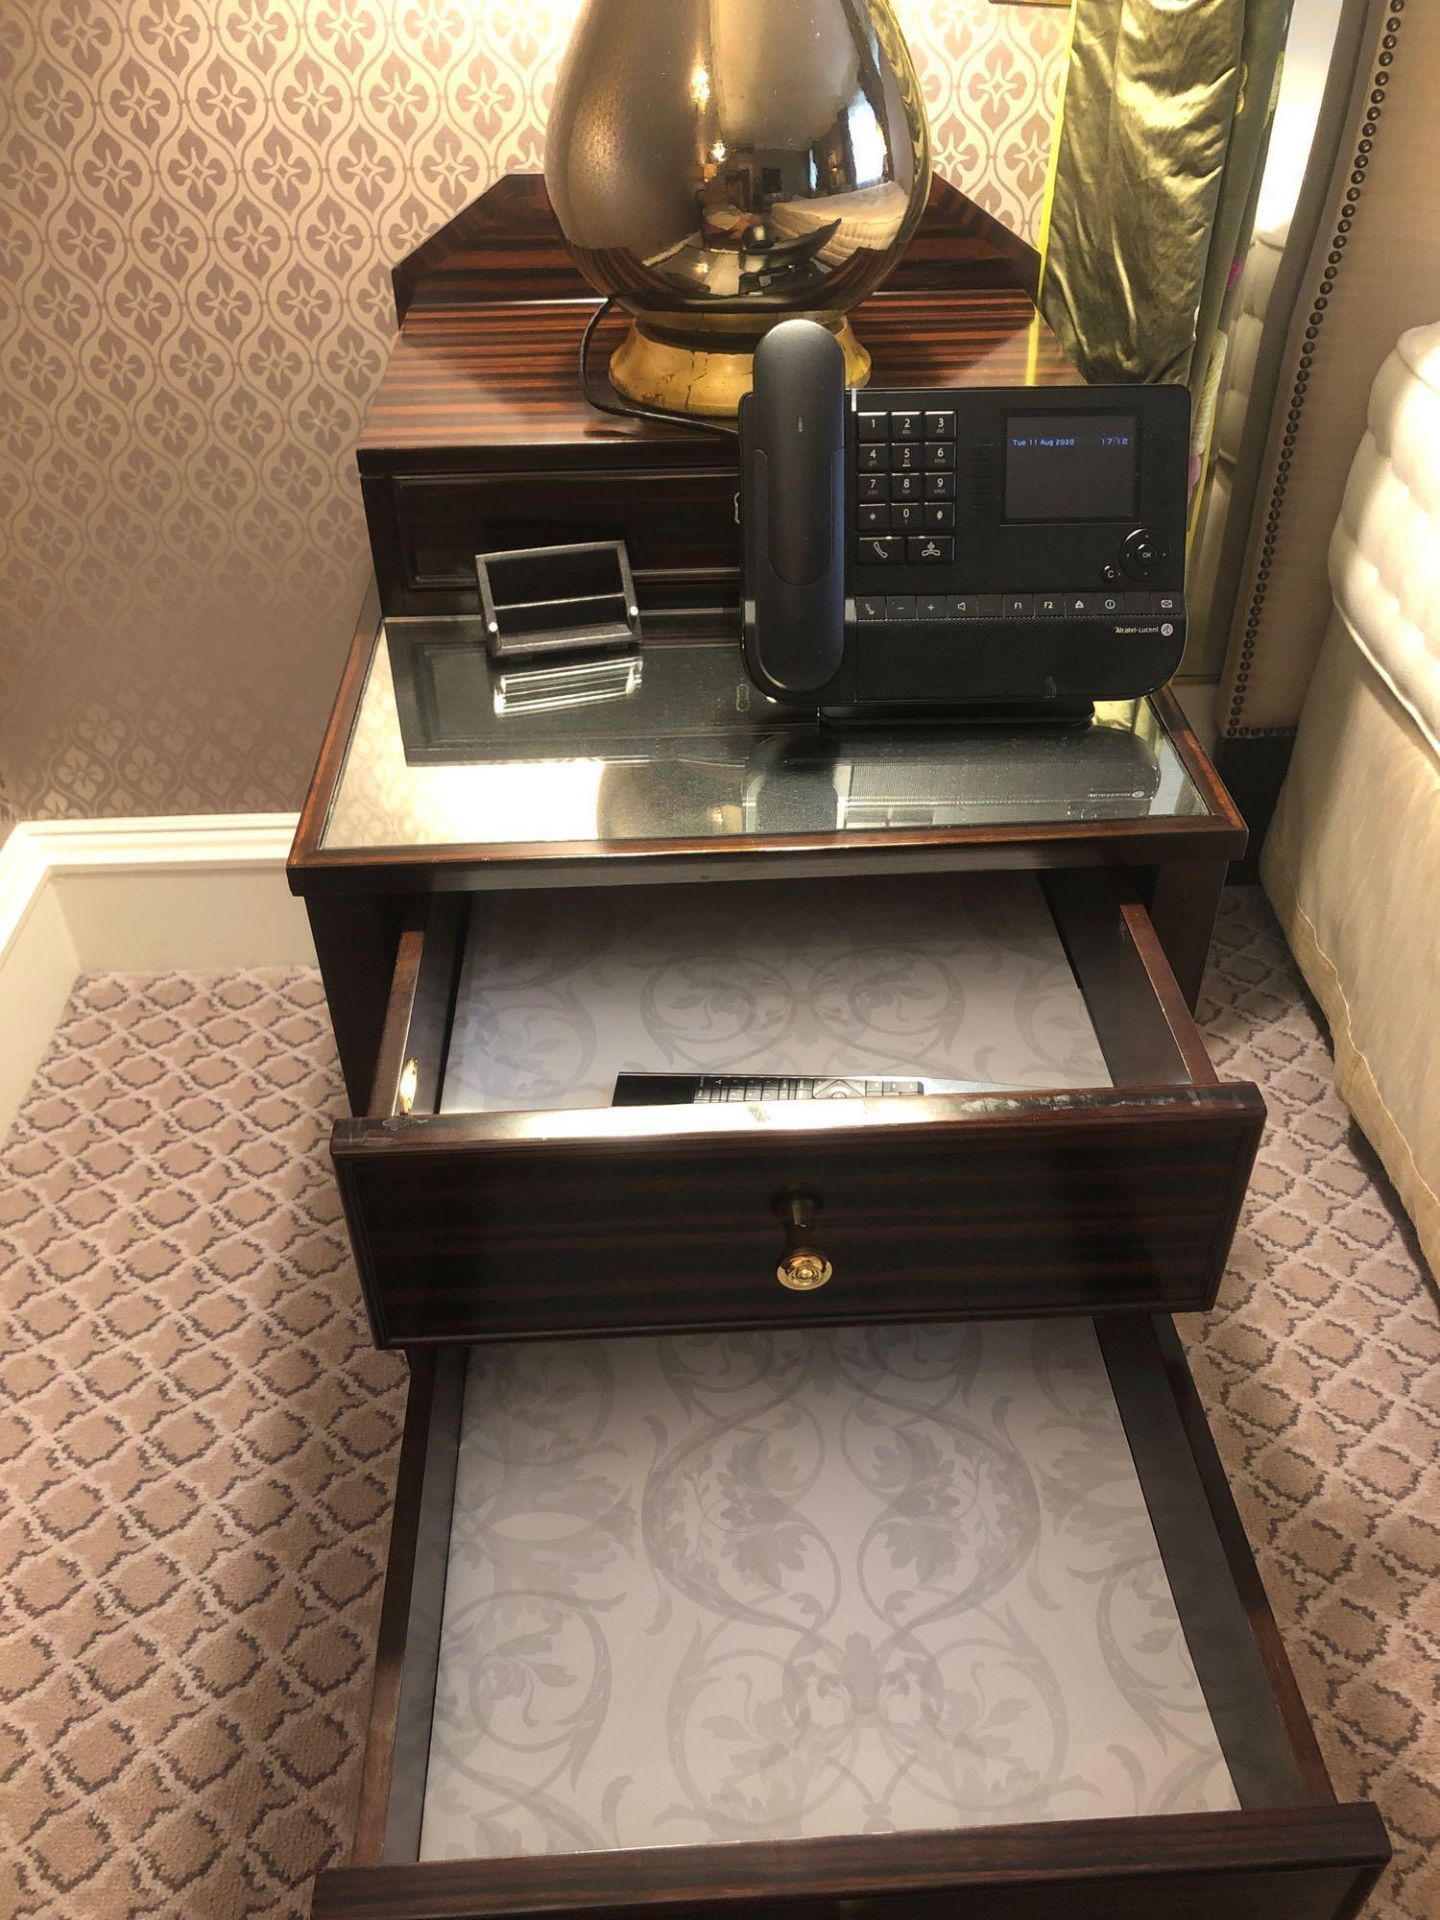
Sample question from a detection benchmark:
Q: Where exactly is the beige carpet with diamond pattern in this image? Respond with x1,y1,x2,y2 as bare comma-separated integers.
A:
0,890,1434,1919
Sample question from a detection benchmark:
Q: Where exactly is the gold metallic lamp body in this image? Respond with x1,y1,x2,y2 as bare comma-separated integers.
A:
544,0,932,416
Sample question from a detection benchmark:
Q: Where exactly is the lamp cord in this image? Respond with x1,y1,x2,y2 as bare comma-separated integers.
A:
578,297,739,440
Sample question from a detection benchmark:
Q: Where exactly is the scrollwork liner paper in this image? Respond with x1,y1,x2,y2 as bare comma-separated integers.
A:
439,872,1110,1111
0,1,1066,824
421,1319,1236,1859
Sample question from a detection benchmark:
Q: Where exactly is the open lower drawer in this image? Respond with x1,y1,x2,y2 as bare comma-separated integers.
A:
313,1315,1387,1918
332,869,1264,1344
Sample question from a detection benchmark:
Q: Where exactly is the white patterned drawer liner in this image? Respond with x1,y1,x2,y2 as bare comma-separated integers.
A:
419,1319,1237,1861
440,871,1110,1113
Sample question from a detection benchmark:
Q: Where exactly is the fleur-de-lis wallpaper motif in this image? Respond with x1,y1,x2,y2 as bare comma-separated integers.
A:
0,1,1066,825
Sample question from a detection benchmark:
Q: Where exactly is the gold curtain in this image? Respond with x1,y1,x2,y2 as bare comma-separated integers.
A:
1039,0,1290,407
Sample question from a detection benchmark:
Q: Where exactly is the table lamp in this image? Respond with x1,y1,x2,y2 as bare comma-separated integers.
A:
544,0,932,417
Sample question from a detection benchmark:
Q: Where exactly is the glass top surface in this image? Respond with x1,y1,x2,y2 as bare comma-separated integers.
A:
318,624,1209,855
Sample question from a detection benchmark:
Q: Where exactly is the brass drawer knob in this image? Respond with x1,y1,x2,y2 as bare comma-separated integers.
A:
776,1194,832,1291
778,1249,833,1291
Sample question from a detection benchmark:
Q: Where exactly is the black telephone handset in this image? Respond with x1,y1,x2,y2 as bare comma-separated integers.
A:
739,319,1191,719
740,320,849,697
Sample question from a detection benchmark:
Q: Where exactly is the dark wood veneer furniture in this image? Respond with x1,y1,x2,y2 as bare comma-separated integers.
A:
289,178,1388,1917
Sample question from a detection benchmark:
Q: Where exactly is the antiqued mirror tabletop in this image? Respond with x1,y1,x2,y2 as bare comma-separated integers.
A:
316,621,1210,860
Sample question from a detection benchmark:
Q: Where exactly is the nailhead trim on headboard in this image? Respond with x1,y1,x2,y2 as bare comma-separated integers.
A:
1226,1,1407,739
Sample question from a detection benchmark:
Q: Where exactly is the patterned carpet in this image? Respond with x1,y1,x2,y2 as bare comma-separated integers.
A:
0,972,406,1917
1181,893,1438,1920
0,888,1433,1918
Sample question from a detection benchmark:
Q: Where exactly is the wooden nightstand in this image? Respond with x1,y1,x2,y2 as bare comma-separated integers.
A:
287,610,1386,1919
284,175,1386,1918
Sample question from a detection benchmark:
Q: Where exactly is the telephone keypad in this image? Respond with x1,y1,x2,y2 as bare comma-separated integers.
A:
853,406,963,552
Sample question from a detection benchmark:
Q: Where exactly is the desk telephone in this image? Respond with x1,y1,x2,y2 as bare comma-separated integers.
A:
739,320,1189,718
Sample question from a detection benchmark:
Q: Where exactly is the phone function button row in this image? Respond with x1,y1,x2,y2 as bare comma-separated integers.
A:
856,591,1186,621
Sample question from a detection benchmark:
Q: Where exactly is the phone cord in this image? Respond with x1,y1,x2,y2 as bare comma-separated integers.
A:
577,297,739,441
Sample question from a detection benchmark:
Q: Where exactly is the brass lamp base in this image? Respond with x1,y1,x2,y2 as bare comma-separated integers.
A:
609,316,871,419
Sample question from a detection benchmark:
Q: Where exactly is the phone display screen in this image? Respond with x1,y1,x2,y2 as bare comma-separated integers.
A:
1004,413,1139,521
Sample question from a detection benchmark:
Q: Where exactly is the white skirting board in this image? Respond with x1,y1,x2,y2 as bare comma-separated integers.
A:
0,813,310,1133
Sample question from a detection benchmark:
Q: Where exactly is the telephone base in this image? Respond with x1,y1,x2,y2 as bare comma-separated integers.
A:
817,699,1096,730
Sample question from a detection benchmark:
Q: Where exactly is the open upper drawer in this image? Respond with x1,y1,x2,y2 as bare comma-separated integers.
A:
331,869,1264,1345
311,1314,1387,1918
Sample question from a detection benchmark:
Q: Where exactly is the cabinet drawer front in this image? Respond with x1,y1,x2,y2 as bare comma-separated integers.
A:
370,469,739,617
334,1090,1261,1346
314,1815,1387,1920
332,871,1262,1347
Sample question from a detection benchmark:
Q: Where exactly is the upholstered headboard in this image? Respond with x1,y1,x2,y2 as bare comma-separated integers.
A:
1216,0,1440,752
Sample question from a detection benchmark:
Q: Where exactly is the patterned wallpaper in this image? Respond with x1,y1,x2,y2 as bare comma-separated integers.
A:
0,1,1067,823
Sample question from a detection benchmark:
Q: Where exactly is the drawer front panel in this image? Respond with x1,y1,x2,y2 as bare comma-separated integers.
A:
369,469,740,617
333,1089,1262,1347
314,1814,1386,1920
